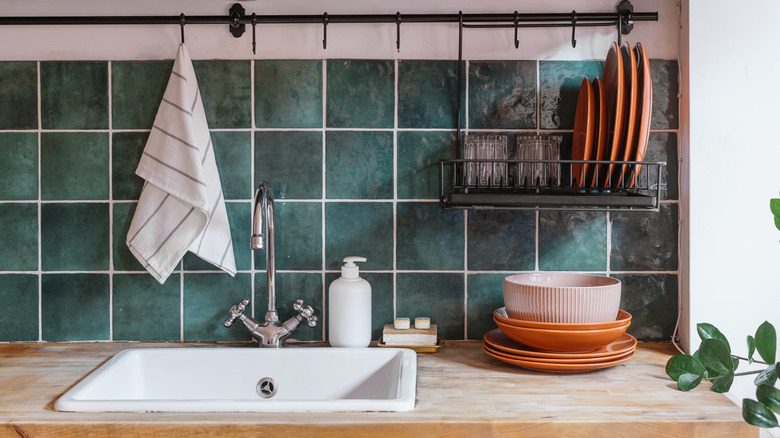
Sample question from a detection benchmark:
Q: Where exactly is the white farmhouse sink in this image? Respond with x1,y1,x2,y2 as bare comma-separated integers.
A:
55,347,416,412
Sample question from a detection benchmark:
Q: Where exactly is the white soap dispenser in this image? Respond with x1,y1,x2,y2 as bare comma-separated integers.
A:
329,256,371,347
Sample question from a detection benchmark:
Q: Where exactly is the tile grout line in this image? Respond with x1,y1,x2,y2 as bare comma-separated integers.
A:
321,59,328,340
36,60,43,342
392,58,399,321
462,59,470,340
107,60,114,341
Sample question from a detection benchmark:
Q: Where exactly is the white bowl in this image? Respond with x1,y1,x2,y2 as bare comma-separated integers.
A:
503,273,621,323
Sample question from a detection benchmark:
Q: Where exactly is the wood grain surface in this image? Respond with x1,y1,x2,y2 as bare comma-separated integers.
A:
0,342,756,437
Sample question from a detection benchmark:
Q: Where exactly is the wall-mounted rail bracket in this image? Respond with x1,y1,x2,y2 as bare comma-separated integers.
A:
229,3,246,38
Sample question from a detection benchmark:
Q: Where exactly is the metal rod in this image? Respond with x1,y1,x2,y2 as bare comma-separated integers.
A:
0,11,658,27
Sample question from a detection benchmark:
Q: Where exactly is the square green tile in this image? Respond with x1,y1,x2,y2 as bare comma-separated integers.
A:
466,273,506,340
396,273,464,340
650,60,679,130
42,203,109,271
0,62,37,129
326,131,393,199
41,132,109,201
327,59,394,128
41,61,108,129
539,61,604,130
468,61,536,129
646,132,678,201
325,202,393,271
111,60,172,129
41,274,109,341
255,60,322,128
192,60,251,129
211,131,252,200
0,133,37,200
255,131,323,200
614,274,677,342
274,272,324,342
113,202,145,272
184,201,251,272
113,273,181,341
183,273,253,342
398,60,463,129
0,274,39,341
397,202,464,270
397,131,456,200
611,203,678,271
0,203,38,271
325,272,393,342
112,132,148,201
539,211,607,271
467,210,535,271
274,202,322,271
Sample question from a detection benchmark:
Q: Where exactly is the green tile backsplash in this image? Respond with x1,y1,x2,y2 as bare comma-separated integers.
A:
0,58,679,343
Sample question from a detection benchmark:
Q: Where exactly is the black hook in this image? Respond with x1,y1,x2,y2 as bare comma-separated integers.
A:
513,11,519,49
251,13,257,55
571,10,577,48
396,12,401,52
179,13,185,45
322,12,328,49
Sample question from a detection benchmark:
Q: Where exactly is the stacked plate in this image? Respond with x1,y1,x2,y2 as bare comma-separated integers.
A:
572,41,652,189
484,307,636,372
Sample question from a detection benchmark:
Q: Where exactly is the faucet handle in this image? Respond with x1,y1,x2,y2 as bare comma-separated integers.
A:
224,298,250,327
293,299,318,328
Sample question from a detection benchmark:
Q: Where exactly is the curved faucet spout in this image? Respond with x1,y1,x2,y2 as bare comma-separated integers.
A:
252,182,278,323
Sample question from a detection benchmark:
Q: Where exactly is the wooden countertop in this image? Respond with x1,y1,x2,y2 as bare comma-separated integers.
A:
0,341,755,437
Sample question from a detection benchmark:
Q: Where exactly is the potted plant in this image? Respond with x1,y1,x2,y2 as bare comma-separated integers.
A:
665,200,780,428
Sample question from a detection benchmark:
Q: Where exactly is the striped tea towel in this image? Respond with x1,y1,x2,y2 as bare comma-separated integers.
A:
126,44,236,284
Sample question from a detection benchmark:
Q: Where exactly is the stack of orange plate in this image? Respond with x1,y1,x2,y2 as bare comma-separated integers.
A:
572,41,652,189
483,307,636,372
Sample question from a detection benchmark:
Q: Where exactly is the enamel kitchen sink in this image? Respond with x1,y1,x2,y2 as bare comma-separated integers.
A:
55,347,416,412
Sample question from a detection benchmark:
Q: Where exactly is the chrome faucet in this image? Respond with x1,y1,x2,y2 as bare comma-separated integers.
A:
224,181,317,347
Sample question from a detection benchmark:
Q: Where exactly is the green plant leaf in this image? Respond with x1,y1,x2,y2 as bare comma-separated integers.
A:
742,398,779,428
770,198,780,217
697,323,731,351
747,335,756,365
698,339,735,378
756,384,780,414
666,354,706,383
710,371,734,393
732,356,740,372
775,216,780,232
755,364,778,387
755,321,777,364
678,373,704,391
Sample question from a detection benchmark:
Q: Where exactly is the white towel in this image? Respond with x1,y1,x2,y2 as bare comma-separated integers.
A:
126,44,236,284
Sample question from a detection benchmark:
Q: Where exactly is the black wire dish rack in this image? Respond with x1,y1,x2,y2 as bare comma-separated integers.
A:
438,158,665,211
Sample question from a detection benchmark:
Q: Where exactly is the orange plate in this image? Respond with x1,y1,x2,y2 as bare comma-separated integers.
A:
572,77,595,187
483,341,634,365
616,42,638,187
483,344,635,373
484,329,637,359
494,307,632,330
590,77,608,187
494,317,628,352
602,41,625,188
629,42,652,187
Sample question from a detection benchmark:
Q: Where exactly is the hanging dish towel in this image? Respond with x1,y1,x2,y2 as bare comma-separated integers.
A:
127,44,236,283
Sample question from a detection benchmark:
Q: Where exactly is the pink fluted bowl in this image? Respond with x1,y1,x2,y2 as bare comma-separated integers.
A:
503,273,621,323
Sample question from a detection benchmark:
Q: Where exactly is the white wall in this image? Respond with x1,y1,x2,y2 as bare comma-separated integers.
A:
0,0,678,61
685,0,780,355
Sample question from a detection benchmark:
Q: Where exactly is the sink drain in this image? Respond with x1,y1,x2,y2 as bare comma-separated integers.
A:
256,377,277,398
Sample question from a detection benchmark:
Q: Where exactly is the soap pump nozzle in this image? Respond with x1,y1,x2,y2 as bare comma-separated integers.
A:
341,256,366,279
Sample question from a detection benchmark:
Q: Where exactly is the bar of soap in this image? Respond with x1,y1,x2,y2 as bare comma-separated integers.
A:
394,318,410,329
382,324,437,346
414,317,431,329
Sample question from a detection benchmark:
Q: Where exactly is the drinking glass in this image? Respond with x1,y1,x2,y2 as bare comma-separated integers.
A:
516,135,560,187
